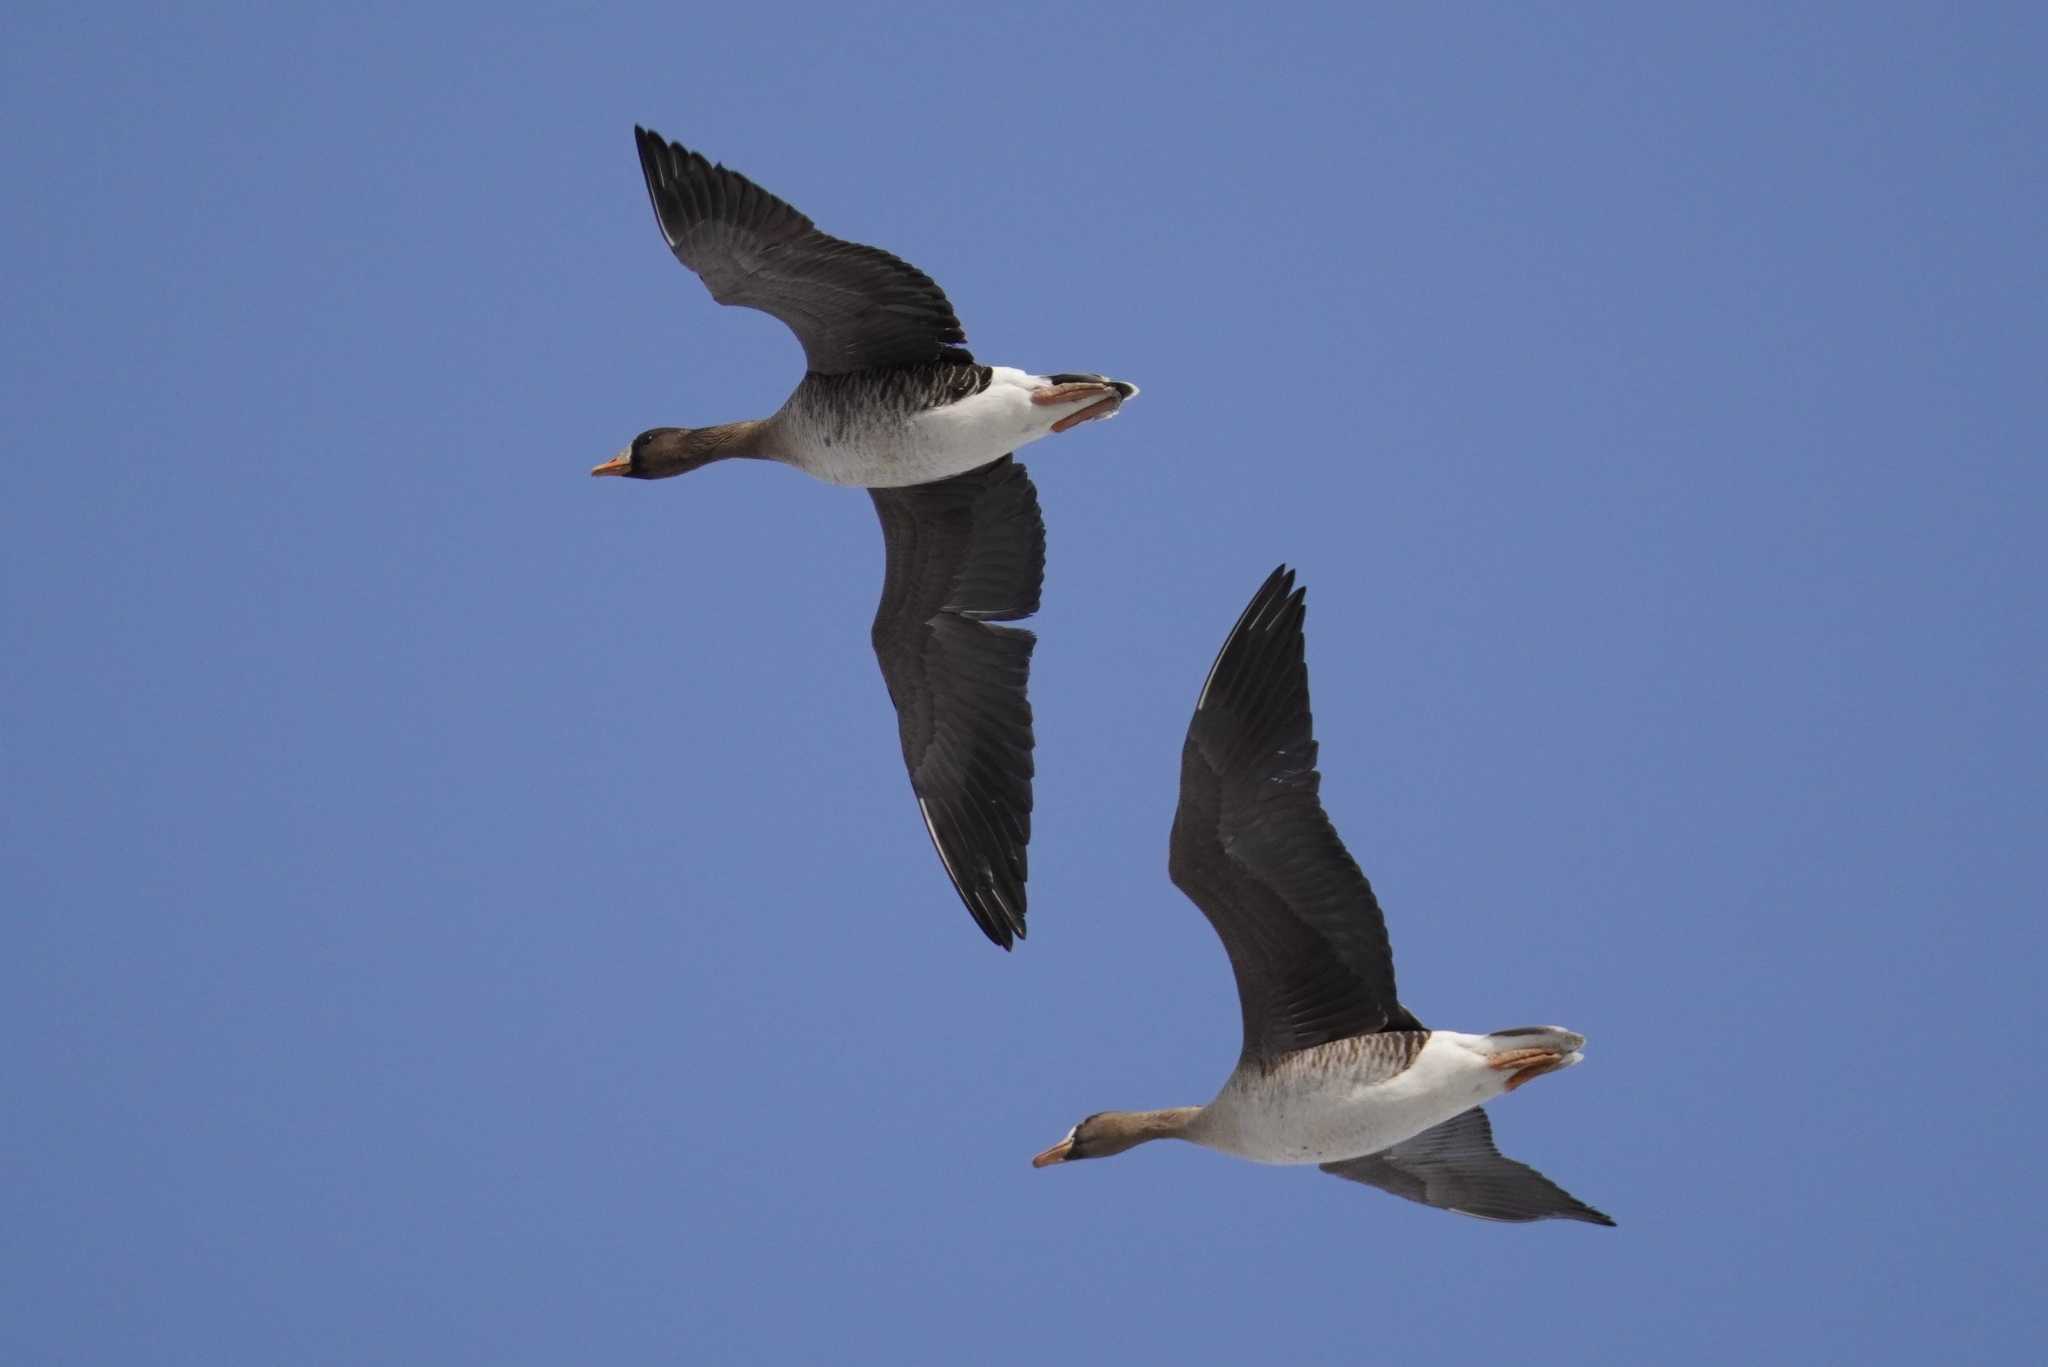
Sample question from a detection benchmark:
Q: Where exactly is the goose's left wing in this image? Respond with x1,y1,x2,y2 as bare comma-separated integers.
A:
636,127,969,374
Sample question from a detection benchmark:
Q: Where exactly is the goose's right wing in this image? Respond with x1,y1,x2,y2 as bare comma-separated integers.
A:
869,457,1043,949
1320,1108,1615,1226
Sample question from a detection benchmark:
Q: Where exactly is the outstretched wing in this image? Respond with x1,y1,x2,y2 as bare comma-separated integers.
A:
635,127,969,374
1169,566,1422,1062
869,458,1044,947
1320,1108,1615,1226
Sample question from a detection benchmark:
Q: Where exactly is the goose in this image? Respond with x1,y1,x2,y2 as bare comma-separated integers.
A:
593,128,1138,949
1032,568,1613,1225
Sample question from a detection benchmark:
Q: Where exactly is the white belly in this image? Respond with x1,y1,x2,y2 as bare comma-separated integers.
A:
1191,1033,1517,1166
798,367,1093,488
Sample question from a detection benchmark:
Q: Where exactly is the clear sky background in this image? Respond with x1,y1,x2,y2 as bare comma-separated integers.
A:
5,3,2043,1362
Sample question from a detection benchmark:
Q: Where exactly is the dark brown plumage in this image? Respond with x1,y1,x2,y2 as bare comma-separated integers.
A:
1169,567,1425,1062
1054,567,1602,1224
635,127,970,374
602,128,1136,947
868,457,1044,948
1321,1106,1616,1225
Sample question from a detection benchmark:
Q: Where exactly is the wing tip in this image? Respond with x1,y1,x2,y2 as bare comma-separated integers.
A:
633,123,669,171
630,124,729,224
1191,562,1307,717
966,879,1028,949
915,796,1029,950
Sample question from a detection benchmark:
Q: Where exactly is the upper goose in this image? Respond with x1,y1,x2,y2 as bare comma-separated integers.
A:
593,127,1138,949
1033,568,1613,1225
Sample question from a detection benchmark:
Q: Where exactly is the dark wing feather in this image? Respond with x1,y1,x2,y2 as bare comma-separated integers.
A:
869,458,1044,948
1168,566,1422,1062
1320,1107,1615,1225
635,127,969,374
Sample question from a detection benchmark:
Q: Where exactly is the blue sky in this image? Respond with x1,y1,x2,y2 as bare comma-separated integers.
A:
5,2,2044,1361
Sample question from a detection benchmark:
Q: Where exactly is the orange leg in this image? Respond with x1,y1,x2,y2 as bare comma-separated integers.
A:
1487,1047,1574,1092
1029,381,1117,407
1050,396,1123,432
1031,382,1126,433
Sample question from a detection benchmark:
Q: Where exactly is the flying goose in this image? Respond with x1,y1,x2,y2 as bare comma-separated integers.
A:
1032,568,1612,1225
593,128,1138,949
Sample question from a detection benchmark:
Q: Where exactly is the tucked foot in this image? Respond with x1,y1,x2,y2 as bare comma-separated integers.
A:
1480,1026,1586,1092
1030,374,1140,432
1030,380,1121,407
1050,395,1123,432
1498,1052,1577,1092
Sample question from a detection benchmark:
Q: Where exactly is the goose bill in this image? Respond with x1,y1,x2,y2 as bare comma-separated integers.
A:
1031,1135,1076,1168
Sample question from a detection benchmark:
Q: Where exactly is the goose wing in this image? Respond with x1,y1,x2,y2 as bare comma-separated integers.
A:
1168,566,1422,1062
1320,1107,1615,1225
869,457,1043,947
635,127,969,375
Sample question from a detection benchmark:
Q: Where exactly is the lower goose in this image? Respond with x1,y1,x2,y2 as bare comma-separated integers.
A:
1032,567,1613,1226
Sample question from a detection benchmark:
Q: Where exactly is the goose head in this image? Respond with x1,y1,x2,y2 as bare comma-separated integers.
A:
1031,1108,1200,1167
592,423,768,479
